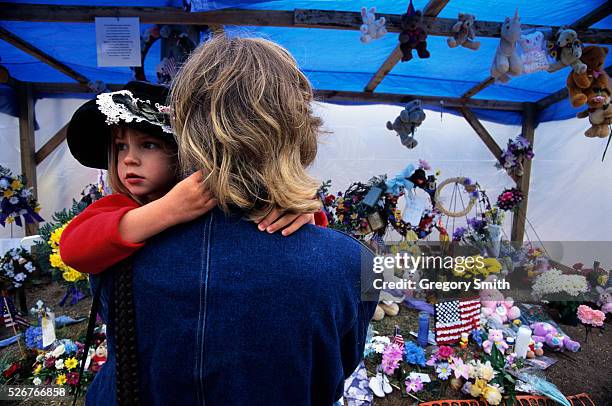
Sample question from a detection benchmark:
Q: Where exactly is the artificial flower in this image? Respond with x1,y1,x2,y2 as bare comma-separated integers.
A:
404,341,426,367
577,305,606,327
437,345,454,359
56,374,67,386
55,359,65,370
32,377,42,386
470,377,488,397
405,376,423,393
33,364,42,375
52,344,66,358
381,343,403,375
478,361,496,381
65,357,78,371
483,384,502,405
436,362,451,380
450,357,470,380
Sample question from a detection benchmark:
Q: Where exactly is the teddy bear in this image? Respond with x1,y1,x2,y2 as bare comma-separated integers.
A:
490,10,522,83
386,100,426,149
90,340,108,373
482,329,509,354
519,31,548,74
447,13,480,51
576,88,612,138
530,322,581,352
398,0,430,62
480,276,521,326
360,7,387,43
547,28,587,74
566,45,609,108
596,286,612,314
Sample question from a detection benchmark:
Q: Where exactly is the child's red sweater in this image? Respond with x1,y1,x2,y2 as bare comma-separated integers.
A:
60,194,328,274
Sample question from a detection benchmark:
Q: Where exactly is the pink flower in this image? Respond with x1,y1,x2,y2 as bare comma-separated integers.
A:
438,345,454,359
381,344,403,375
405,376,423,393
577,305,606,327
450,356,470,380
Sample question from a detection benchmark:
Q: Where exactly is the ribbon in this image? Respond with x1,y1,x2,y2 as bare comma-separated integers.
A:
385,164,416,196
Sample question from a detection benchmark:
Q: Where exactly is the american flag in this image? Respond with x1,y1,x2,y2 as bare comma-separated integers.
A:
434,298,480,345
391,325,404,349
1,296,29,329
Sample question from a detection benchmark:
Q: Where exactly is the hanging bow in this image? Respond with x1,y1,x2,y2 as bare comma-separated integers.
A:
385,164,416,195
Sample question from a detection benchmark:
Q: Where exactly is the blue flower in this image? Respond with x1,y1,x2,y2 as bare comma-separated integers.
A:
25,326,43,349
404,341,426,367
471,329,483,347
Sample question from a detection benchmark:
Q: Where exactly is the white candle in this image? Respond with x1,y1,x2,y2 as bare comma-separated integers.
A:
515,326,532,359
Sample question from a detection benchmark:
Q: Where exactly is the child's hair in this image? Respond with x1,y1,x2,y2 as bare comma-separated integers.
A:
170,34,322,221
107,126,179,203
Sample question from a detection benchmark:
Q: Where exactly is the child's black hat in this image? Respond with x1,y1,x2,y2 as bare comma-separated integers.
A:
67,81,175,170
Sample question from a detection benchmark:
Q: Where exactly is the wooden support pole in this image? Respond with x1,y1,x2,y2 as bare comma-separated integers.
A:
0,26,90,85
35,123,68,165
511,104,537,243
364,0,450,93
16,82,38,236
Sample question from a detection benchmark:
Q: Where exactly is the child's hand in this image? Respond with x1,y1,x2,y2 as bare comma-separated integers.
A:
162,171,217,225
257,208,316,236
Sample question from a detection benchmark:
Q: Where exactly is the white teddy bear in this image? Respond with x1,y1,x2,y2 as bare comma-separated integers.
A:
360,7,387,43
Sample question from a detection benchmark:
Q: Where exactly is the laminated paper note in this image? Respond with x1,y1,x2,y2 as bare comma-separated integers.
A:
95,17,141,67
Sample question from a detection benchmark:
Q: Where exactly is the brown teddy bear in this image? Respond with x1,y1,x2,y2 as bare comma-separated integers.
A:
447,13,480,51
399,0,430,62
566,46,609,107
577,87,612,138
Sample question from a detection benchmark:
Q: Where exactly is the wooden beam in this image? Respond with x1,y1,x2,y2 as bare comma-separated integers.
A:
35,124,68,165
536,65,612,110
364,0,450,93
458,105,519,183
16,82,38,236
4,3,610,43
29,82,525,111
511,104,537,243
462,77,495,99
0,26,89,84
571,2,612,30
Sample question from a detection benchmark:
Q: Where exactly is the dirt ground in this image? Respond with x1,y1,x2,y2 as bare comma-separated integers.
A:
2,283,611,405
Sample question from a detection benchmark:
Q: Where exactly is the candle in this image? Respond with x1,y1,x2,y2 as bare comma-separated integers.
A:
515,326,532,358
417,311,429,347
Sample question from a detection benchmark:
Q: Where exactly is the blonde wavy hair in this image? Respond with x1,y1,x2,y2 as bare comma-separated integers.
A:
170,35,322,221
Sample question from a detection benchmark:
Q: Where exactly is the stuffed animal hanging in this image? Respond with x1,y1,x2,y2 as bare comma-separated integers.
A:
490,9,522,83
386,100,426,149
576,87,612,138
547,28,587,74
447,13,480,51
360,7,387,43
566,45,609,108
518,31,549,74
399,0,430,62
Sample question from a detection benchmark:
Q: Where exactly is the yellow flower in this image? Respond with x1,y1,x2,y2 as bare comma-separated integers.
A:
6,216,14,224
56,374,67,386
50,253,64,268
470,378,488,397
10,179,22,190
3,189,13,198
474,257,502,277
34,206,41,213
33,364,42,375
483,385,502,405
64,357,78,371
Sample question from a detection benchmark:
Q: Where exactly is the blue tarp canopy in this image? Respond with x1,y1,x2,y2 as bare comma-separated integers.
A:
1,0,611,124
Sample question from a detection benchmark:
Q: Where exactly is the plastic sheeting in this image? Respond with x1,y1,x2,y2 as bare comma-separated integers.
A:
2,98,610,248
1,0,610,124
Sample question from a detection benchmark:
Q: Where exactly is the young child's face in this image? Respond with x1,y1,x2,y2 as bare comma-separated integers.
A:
115,129,175,202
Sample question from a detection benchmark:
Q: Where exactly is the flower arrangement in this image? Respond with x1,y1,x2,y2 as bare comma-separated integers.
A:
496,135,534,177
47,222,86,283
0,165,44,227
452,256,502,278
496,188,524,212
0,247,38,289
531,268,589,300
577,304,606,342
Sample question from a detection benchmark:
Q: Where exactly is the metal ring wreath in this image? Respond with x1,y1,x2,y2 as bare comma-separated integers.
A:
434,177,478,218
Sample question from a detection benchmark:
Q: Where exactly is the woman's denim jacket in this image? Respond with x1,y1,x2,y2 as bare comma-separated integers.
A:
86,207,378,406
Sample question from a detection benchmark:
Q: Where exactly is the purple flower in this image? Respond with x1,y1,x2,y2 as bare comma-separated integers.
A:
405,376,423,393
381,343,403,375
453,227,467,241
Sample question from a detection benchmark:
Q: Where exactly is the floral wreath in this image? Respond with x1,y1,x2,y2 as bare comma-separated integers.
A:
0,247,37,289
96,90,173,134
0,166,44,227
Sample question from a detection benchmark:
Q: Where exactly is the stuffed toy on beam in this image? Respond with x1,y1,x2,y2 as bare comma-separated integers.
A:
547,28,587,74
490,9,522,83
447,13,480,51
399,0,430,62
566,45,609,108
576,86,612,138
360,7,387,43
